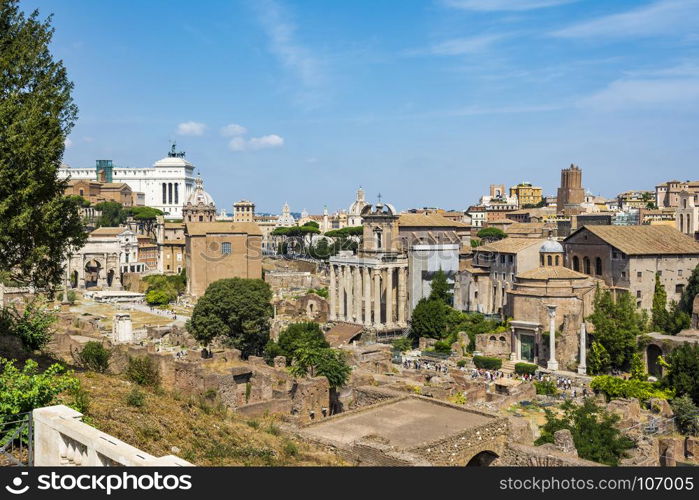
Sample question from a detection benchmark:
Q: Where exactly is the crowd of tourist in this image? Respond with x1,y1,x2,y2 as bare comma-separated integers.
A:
402,358,449,374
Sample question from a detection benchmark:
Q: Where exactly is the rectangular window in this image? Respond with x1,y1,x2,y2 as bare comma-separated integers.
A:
637,271,642,279
679,269,683,277
636,290,641,298
221,242,232,255
676,284,684,294
621,271,626,278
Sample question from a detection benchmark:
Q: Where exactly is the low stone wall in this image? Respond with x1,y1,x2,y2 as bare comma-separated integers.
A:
498,443,601,466
348,386,403,410
33,405,191,466
236,398,293,418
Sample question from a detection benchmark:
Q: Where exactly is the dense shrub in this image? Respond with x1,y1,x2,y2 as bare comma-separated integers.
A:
472,355,502,370
66,290,77,305
0,300,56,351
590,375,673,403
515,362,537,375
456,360,467,368
392,337,413,352
125,356,160,387
75,341,111,373
126,388,146,408
670,395,699,436
534,380,558,396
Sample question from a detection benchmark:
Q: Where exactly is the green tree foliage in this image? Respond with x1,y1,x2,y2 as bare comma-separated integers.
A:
187,278,273,357
429,269,452,304
534,380,558,395
476,227,507,242
324,226,363,238
587,287,646,371
629,352,647,381
275,322,328,360
445,310,505,352
590,375,672,402
392,337,413,352
410,298,448,339
515,362,537,375
535,398,635,466
0,300,56,351
125,356,160,387
0,358,79,419
311,239,332,259
679,264,699,314
302,221,319,229
74,341,111,373
94,201,127,227
127,206,164,237
651,274,671,332
661,343,699,405
0,1,86,289
670,395,699,436
667,301,691,334
271,225,320,237
67,194,90,207
307,287,328,298
288,347,351,389
587,341,611,375
143,271,186,305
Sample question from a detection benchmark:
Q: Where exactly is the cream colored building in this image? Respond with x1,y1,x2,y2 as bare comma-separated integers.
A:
677,191,699,239
233,200,255,223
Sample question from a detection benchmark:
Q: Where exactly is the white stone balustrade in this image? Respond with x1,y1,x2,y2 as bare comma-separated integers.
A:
33,405,192,467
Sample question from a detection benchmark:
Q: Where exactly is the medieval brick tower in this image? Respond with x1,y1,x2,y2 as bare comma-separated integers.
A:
557,164,585,214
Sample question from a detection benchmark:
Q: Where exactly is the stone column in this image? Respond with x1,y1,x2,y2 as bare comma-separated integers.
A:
397,266,407,326
510,326,518,361
354,266,362,323
338,266,345,321
373,269,381,327
578,322,587,375
329,265,337,321
385,267,393,327
546,304,558,371
363,267,371,326
346,266,354,322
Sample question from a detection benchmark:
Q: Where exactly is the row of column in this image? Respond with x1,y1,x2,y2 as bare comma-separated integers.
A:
328,264,408,328
162,182,179,205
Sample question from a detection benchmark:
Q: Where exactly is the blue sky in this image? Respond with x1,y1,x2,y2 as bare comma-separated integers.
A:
29,0,699,214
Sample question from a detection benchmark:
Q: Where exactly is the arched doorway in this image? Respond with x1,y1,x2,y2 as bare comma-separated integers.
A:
647,344,663,378
107,269,115,287
466,450,499,466
70,270,79,288
84,259,102,288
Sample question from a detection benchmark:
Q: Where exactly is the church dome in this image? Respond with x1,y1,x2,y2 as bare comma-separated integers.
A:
186,176,215,206
540,238,563,253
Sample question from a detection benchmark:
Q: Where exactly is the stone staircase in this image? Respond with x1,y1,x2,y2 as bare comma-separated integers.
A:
500,360,516,374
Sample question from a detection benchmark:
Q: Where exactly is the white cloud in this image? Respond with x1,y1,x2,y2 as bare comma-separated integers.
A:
220,123,248,137
429,34,508,55
228,134,284,152
64,138,72,148
442,0,576,12
176,121,206,136
551,0,699,39
253,0,324,89
580,77,699,110
249,134,284,150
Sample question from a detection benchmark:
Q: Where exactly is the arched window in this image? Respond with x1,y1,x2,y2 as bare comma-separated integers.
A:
573,256,580,271
555,255,560,266
683,199,688,209
583,257,591,274
540,254,544,266
681,214,685,233
595,257,602,275
374,229,383,249
547,255,552,266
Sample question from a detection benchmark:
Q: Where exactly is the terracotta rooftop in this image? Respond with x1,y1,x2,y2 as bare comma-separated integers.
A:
185,222,262,236
325,322,364,347
478,237,546,254
569,225,699,256
506,222,546,233
90,227,128,237
398,213,470,228
517,266,590,280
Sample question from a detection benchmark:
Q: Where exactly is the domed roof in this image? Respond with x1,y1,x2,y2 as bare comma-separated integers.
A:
349,187,369,215
186,176,215,206
540,238,563,253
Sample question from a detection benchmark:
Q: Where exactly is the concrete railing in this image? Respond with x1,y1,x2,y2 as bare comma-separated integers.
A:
33,405,192,466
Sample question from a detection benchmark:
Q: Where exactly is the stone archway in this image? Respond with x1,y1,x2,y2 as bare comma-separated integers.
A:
466,450,499,466
106,269,115,288
70,270,79,289
84,259,102,288
647,344,663,378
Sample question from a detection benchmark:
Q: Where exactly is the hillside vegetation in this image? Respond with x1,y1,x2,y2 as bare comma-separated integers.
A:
75,372,343,466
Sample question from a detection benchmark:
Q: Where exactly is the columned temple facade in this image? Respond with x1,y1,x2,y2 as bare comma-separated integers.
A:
328,203,409,334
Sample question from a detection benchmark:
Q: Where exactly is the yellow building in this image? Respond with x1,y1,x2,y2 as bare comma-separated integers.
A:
510,182,543,208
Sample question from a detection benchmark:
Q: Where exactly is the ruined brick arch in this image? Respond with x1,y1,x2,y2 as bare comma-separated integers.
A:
466,450,500,466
